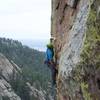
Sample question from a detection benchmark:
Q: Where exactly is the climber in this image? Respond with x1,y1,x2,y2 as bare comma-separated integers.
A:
44,38,57,86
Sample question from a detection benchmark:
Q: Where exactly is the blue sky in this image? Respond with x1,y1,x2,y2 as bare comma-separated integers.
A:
0,0,51,40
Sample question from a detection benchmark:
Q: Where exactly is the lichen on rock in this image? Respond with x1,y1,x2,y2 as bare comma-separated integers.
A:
77,0,100,99
51,0,100,99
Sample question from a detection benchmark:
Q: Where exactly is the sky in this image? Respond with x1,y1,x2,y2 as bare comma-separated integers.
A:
0,0,51,40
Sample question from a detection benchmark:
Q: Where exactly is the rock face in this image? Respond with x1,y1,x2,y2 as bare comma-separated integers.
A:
51,0,100,100
26,82,46,100
0,53,52,100
0,53,21,100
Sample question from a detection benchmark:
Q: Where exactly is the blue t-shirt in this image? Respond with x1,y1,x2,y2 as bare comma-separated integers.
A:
46,48,54,61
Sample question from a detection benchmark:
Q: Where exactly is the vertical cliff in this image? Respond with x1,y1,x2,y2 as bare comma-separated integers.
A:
0,53,47,100
51,0,100,100
0,53,21,100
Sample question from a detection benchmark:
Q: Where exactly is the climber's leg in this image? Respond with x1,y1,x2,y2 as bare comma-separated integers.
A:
49,64,58,99
45,61,57,86
51,66,57,86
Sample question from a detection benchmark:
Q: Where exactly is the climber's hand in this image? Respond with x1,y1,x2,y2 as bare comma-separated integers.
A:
44,60,47,64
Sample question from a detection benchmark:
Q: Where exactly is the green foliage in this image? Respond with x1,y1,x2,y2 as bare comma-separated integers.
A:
70,1,100,99
10,72,30,100
81,82,92,100
75,1,100,99
80,4,100,71
0,38,51,100
2,96,10,100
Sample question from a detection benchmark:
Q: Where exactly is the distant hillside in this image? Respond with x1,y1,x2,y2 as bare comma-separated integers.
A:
0,37,51,90
19,39,48,51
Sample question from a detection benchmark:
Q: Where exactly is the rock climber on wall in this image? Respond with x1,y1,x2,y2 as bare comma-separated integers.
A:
44,37,58,86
